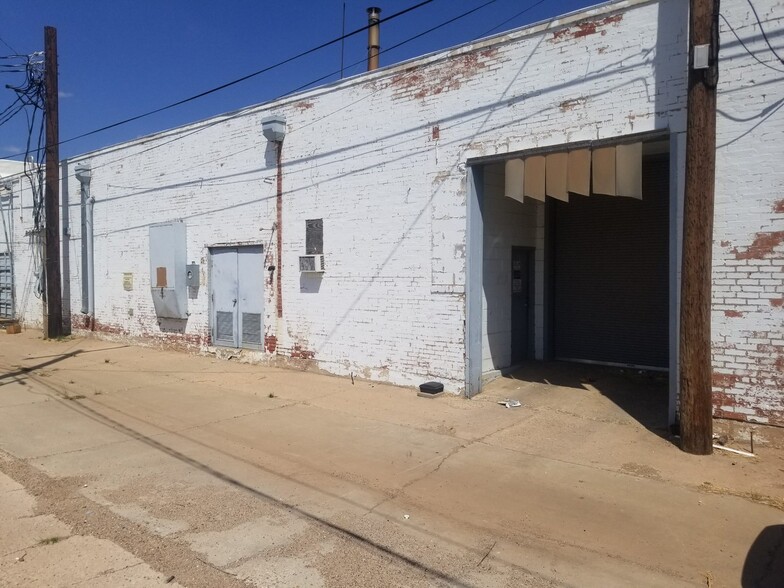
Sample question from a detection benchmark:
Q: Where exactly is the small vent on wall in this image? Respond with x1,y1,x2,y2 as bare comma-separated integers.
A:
242,312,262,346
216,311,234,345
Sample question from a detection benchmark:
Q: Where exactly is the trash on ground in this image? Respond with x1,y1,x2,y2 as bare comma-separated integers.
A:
498,399,522,408
712,444,755,458
403,514,410,520
418,381,444,398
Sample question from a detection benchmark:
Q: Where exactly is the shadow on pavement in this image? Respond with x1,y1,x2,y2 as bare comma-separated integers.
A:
21,370,486,588
743,525,784,587
0,344,129,386
503,360,670,433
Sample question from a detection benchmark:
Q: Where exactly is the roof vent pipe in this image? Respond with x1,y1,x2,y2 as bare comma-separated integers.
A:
367,7,381,71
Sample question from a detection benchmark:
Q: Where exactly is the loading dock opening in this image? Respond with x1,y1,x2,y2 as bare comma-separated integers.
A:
466,134,677,429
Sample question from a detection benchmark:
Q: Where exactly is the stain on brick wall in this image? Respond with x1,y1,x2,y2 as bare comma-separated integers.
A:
389,48,500,101
550,15,623,43
711,0,784,426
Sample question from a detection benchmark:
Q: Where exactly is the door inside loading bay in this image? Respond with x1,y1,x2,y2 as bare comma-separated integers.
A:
210,246,264,349
511,246,534,364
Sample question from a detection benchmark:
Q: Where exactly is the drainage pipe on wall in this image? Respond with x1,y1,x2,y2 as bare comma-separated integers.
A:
75,164,94,325
261,115,287,319
61,160,71,334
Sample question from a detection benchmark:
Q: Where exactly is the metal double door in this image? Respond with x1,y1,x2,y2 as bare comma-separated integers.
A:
210,246,264,349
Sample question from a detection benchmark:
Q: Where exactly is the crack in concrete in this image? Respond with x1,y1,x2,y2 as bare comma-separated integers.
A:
0,452,253,588
68,561,145,586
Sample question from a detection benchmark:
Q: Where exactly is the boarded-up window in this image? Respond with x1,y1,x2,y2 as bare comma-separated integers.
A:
306,219,323,255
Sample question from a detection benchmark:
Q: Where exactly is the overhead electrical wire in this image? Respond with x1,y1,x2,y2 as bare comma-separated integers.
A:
2,0,436,160
287,0,499,97
476,0,548,38
720,13,784,74
0,35,19,54
50,0,504,185
745,0,784,64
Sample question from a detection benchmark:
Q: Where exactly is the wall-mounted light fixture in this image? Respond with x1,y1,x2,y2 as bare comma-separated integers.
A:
261,115,287,143
75,163,92,185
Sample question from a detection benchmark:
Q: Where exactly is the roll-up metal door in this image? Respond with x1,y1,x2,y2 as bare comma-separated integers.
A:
552,155,669,369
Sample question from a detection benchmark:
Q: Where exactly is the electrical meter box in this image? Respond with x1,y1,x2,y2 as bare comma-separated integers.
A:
149,221,188,319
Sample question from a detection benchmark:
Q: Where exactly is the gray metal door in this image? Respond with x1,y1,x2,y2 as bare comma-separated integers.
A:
237,246,263,349
511,247,534,364
0,251,12,320
0,192,12,320
210,246,263,349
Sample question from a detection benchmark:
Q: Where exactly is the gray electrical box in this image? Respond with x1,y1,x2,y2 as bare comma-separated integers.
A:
149,221,188,319
186,264,200,287
186,263,200,299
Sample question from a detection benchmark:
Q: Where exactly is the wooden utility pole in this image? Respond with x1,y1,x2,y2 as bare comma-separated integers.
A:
680,0,720,454
44,26,63,339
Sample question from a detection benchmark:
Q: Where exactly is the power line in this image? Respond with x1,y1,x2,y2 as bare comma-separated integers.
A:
0,35,19,55
477,0,548,38
720,13,784,74
745,0,783,64
3,0,436,160
288,0,499,97
49,0,503,184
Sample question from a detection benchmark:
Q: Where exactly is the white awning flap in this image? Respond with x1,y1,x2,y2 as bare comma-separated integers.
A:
524,155,546,201
504,158,525,204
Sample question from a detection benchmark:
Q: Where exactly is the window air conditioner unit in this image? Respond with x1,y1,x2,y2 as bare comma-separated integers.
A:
299,254,325,273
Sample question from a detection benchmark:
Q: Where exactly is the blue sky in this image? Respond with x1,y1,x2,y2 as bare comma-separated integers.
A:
1,0,597,159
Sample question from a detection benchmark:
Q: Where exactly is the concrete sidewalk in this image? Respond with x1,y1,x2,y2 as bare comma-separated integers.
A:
1,331,782,587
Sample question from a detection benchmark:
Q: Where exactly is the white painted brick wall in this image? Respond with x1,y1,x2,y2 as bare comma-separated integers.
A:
712,0,784,424
481,164,540,373
10,0,782,423
10,0,687,395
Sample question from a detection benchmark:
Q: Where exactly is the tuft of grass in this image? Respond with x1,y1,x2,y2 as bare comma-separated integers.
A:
38,536,65,545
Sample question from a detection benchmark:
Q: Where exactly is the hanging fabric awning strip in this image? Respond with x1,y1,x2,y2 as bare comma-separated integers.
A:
523,155,546,201
501,141,643,202
504,158,525,204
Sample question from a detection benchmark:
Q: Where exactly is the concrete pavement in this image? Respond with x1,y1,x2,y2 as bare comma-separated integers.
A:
1,331,782,586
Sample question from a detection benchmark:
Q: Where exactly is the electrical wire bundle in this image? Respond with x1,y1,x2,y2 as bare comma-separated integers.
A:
2,51,45,228
1,49,46,301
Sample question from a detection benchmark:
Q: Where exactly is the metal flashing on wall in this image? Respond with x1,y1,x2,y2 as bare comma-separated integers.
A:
149,221,188,319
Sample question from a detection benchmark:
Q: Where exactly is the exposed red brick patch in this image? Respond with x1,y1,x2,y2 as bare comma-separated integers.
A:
390,69,425,90
294,100,314,111
290,344,315,360
712,372,741,389
731,231,784,260
74,320,207,351
559,97,587,111
720,240,731,247
712,390,740,408
550,14,623,43
724,309,744,318
391,48,499,101
264,335,277,354
431,125,440,141
774,199,784,213
771,298,784,308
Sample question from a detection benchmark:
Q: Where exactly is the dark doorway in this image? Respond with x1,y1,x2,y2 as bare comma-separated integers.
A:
511,246,535,364
551,155,669,368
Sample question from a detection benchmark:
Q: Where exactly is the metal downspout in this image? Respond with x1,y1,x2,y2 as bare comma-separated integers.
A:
276,142,283,319
76,164,94,327
86,188,94,324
